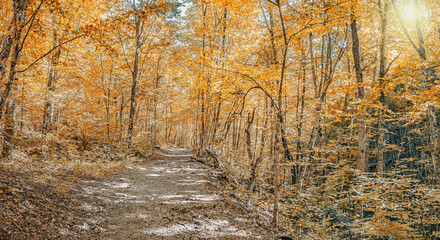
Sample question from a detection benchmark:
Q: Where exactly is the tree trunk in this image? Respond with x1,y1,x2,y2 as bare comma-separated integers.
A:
248,109,267,192
2,94,16,159
350,5,368,172
293,57,306,184
272,106,281,227
1,0,27,157
0,0,28,119
245,109,255,162
273,3,285,219
195,3,209,155
210,102,221,148
127,1,144,149
43,24,61,135
378,0,389,174
428,106,438,183
127,27,140,148
119,92,125,144
200,88,206,153
273,1,295,187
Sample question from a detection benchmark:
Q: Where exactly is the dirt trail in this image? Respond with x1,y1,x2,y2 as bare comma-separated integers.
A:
78,148,273,239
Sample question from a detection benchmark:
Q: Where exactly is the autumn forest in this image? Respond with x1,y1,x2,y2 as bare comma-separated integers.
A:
0,0,439,239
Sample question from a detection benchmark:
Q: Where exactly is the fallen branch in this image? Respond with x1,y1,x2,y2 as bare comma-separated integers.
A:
220,190,272,225
190,155,208,165
205,148,239,187
204,148,271,223
205,148,225,170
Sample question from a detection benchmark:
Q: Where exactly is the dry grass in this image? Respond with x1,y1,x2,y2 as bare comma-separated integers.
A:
1,145,137,190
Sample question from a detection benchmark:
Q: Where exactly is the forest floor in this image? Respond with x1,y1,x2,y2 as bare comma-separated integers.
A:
1,148,274,239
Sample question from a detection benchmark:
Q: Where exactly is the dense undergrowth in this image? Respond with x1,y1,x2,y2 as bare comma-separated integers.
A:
208,148,440,240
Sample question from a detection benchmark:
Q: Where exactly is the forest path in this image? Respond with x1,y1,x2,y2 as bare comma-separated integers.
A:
79,148,272,239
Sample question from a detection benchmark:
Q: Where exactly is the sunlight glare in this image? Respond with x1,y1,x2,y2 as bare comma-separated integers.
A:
403,7,417,22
